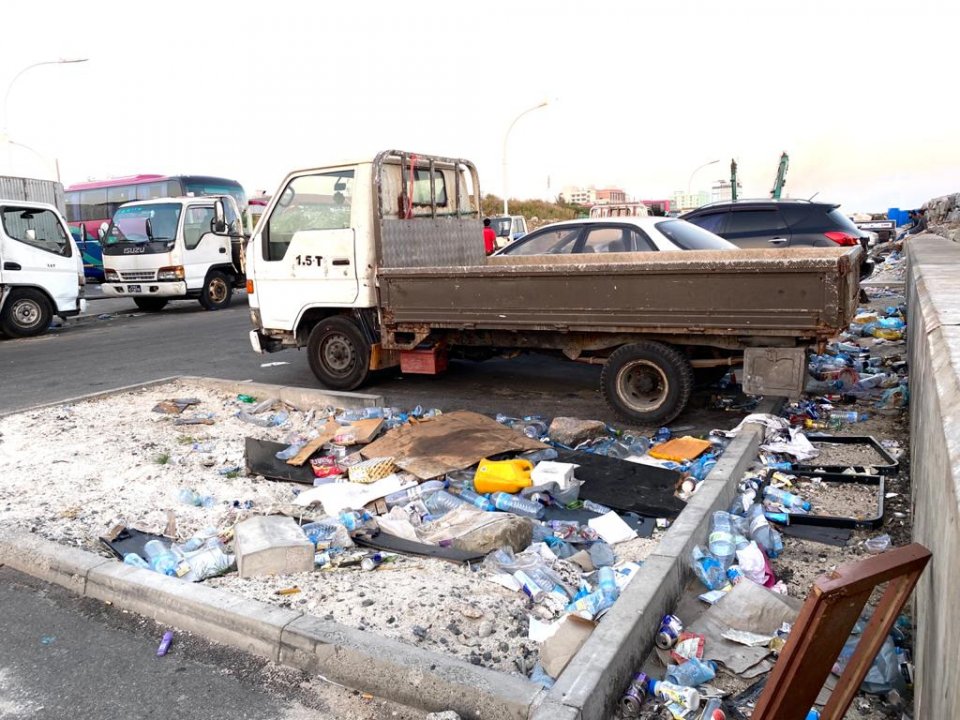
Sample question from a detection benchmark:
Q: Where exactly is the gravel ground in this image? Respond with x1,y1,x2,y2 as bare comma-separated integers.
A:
0,380,665,679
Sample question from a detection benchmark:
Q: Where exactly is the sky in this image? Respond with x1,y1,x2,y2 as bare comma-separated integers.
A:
1,0,957,213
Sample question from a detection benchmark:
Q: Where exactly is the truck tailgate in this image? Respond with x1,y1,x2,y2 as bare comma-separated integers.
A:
378,247,861,341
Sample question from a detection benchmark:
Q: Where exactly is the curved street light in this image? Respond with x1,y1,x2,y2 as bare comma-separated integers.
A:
501,100,549,216
687,159,720,196
3,58,89,132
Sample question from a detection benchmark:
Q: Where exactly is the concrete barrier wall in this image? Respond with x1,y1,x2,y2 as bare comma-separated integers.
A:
906,235,960,719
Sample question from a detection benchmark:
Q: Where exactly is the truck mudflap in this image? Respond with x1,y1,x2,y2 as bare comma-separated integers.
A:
249,330,283,354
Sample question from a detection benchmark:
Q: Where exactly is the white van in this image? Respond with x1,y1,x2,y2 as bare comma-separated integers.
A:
0,201,85,337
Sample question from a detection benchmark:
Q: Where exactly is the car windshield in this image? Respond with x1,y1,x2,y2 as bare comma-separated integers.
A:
104,203,181,245
655,219,736,250
492,217,512,237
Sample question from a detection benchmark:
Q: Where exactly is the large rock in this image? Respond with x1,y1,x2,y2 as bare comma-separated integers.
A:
234,515,314,578
548,416,607,446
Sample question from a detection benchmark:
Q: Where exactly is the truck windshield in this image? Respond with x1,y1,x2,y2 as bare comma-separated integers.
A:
102,203,182,255
492,217,512,237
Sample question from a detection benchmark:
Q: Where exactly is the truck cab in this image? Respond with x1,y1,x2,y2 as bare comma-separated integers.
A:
100,195,246,312
489,214,528,248
0,200,86,337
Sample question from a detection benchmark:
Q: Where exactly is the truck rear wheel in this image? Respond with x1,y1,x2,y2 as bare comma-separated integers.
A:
601,341,694,425
134,298,168,312
307,316,371,390
1,288,52,338
199,270,232,310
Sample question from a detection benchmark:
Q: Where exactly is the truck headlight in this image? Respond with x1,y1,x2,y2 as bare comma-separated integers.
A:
104,268,119,282
157,265,185,281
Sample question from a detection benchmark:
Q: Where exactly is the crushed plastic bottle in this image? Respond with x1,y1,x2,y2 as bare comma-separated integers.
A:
763,486,812,511
746,503,782,557
424,490,469,516
665,658,717,687
519,448,559,464
690,546,727,591
123,553,150,569
178,488,215,508
384,480,446,508
236,409,288,427
491,491,544,519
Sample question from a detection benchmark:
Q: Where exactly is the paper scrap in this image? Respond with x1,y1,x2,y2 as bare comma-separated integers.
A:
528,616,561,643
486,572,521,592
722,629,776,647
587,511,638,545
292,473,413,514
540,615,596,678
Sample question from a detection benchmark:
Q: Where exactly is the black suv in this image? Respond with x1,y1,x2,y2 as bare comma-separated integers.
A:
681,199,873,277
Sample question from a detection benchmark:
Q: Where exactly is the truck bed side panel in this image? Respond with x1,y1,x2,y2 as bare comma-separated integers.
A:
378,248,859,340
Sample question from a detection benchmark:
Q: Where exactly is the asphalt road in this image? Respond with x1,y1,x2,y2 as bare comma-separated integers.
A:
0,290,742,434
0,567,422,720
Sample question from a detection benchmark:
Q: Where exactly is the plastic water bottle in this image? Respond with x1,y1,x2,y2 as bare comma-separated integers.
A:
384,480,446,508
690,454,717,482
425,490,469,516
522,420,549,439
597,566,619,603
337,407,385,423
763,486,812,511
143,540,180,577
275,441,306,460
746,504,781,557
665,658,717,687
123,553,150,569
491,491,544,519
648,680,700,713
583,499,614,515
338,510,371,531
708,512,737,569
655,427,671,443
456,488,495,511
520,448,559,464
828,410,868,424
690,546,726,590
701,697,725,719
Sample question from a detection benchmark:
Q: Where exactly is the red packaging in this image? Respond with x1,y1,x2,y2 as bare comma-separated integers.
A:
670,632,705,663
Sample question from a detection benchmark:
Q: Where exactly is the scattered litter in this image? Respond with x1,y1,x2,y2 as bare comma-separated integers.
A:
587,511,637,545
260,361,290,367
156,630,174,656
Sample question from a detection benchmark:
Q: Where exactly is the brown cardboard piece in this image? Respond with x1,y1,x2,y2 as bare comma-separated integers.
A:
286,421,340,466
540,615,596,678
346,418,384,444
360,411,545,479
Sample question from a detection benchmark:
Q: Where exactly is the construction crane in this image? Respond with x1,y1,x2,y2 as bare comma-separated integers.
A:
770,152,789,199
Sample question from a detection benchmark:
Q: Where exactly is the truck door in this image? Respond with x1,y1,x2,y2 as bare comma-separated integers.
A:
254,170,359,328
0,204,77,311
181,204,227,290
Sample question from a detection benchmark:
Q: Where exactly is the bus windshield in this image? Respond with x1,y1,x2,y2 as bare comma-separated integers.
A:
182,178,246,210
102,203,181,254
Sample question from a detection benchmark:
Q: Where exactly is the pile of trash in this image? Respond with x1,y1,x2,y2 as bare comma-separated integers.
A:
110,390,736,684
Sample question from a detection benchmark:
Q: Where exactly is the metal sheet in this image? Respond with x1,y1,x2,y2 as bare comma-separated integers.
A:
743,347,807,397
0,176,65,214
380,217,485,269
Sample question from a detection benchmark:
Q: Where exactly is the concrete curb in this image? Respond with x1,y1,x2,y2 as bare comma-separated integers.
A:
0,531,542,719
0,376,383,419
533,399,775,720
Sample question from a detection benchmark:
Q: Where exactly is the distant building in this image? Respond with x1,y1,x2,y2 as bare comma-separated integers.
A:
595,188,627,204
672,190,710,212
711,180,743,203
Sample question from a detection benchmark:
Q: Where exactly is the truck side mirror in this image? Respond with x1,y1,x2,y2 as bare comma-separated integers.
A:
212,200,227,234
98,222,108,241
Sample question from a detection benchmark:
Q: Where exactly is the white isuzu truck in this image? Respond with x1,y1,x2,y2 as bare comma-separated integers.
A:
0,196,86,338
100,195,246,311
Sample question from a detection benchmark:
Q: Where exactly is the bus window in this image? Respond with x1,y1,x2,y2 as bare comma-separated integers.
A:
81,189,108,221
136,182,166,201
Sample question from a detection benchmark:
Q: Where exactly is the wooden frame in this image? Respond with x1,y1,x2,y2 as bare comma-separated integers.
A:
752,543,930,720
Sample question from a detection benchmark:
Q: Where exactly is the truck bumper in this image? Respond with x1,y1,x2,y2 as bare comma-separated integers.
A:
102,282,187,298
249,330,285,354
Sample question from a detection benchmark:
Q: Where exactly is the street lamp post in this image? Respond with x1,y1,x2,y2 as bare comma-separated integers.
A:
687,159,720,202
501,100,548,216
2,58,88,133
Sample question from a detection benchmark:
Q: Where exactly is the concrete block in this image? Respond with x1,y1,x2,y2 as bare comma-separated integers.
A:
529,699,581,720
234,515,314,578
0,530,109,595
278,385,383,412
85,561,301,661
279,615,541,719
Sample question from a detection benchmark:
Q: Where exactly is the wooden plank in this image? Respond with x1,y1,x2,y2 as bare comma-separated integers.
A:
286,422,339,466
752,543,931,720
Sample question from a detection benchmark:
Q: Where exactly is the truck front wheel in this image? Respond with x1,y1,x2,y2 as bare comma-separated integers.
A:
199,270,233,310
1,288,52,338
307,316,371,390
601,341,694,425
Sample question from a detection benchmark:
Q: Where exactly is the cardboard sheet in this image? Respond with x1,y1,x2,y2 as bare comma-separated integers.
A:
540,614,596,678
648,436,712,462
346,418,384,444
687,580,802,676
360,411,545,480
286,421,340,466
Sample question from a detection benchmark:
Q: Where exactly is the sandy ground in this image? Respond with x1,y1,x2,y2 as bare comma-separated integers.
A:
0,380,665,680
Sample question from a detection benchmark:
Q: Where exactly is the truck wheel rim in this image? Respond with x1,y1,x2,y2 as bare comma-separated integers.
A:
617,360,668,412
208,278,228,303
321,333,355,376
12,299,41,327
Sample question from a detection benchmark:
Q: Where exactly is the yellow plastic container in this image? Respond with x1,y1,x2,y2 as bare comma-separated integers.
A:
473,458,533,494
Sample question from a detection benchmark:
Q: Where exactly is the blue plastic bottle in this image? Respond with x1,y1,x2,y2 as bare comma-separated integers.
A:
491,492,544,519
597,566,620,603
763,486,812,511
123,553,150,570
456,488,495,511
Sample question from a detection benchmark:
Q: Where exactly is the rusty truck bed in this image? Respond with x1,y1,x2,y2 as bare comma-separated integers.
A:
377,247,861,347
